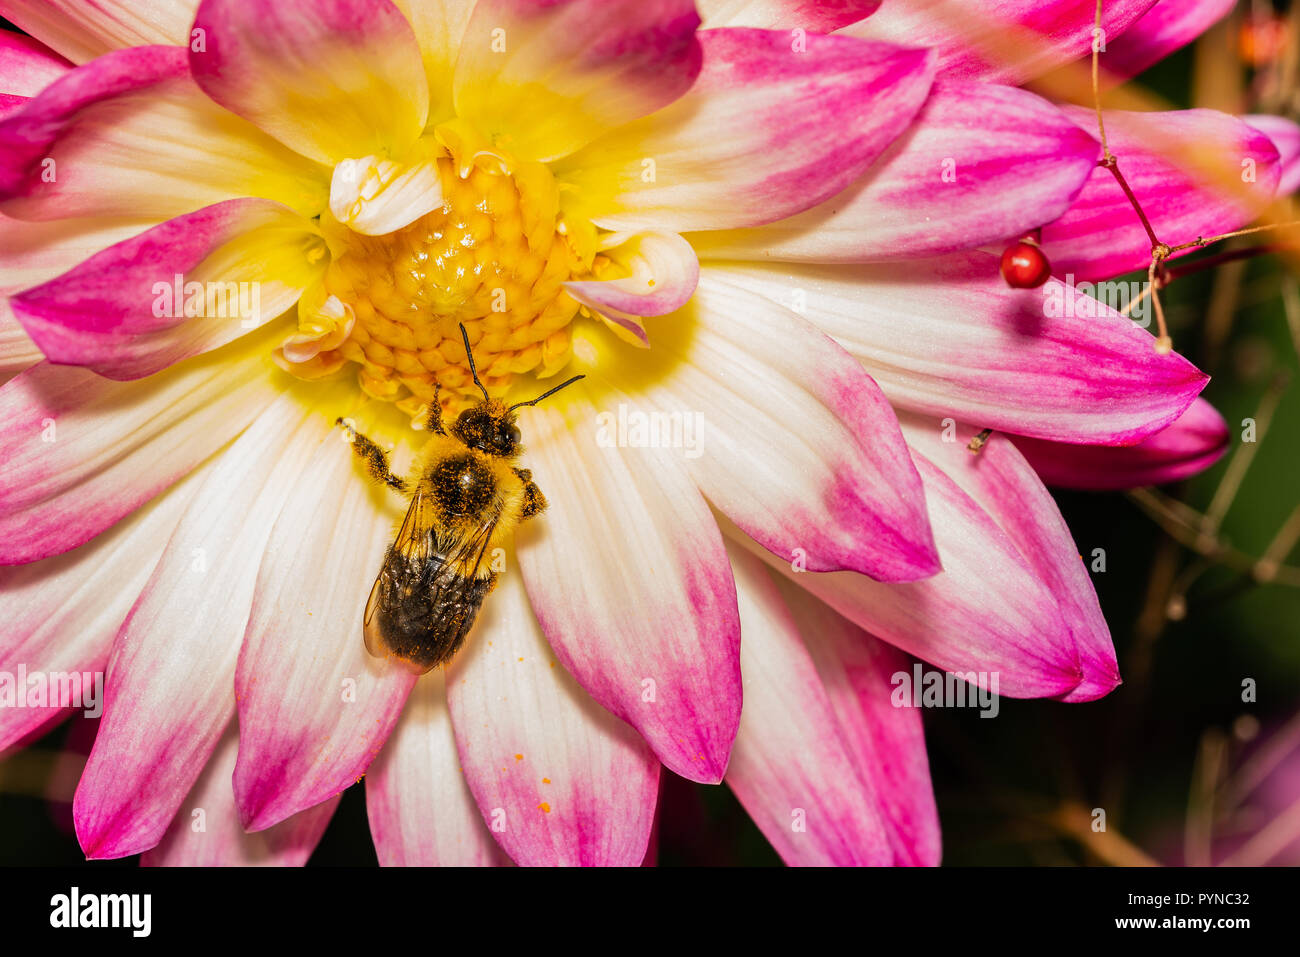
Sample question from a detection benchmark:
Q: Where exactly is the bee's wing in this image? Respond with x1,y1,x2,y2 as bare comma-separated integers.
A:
364,487,434,641
364,493,503,670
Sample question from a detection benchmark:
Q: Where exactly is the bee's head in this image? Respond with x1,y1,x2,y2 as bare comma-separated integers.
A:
449,323,586,458
451,398,522,458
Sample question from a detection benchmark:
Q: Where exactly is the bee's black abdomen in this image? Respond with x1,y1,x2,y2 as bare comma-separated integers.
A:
368,546,495,672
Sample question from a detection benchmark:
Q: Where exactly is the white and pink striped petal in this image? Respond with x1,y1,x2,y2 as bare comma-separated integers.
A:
515,394,742,784
447,570,660,866
366,671,509,866
556,28,935,232
702,254,1207,445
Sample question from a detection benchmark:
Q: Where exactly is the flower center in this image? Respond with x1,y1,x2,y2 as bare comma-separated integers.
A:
277,144,593,426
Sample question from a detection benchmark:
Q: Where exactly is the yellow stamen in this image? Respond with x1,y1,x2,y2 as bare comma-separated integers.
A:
280,127,597,427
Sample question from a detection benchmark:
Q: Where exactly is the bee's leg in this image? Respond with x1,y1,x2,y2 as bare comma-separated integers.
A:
336,418,409,494
513,467,547,520
424,385,447,436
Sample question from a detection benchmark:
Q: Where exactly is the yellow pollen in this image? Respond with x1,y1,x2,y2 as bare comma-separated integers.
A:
289,149,590,426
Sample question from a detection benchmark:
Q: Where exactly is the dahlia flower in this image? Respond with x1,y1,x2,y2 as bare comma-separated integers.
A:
0,0,1293,866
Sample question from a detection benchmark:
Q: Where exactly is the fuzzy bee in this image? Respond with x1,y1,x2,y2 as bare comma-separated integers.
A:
340,324,583,673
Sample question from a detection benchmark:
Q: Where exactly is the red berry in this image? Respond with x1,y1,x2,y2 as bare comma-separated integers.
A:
999,240,1052,288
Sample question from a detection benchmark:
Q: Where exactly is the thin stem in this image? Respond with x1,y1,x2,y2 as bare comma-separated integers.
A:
1092,0,1112,162
1168,220,1300,254
1162,243,1294,281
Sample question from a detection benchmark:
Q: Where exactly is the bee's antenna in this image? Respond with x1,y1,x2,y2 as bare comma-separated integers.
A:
508,374,586,411
458,323,490,403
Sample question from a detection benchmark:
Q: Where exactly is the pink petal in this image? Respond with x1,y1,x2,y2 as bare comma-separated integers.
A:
234,420,418,832
446,571,660,866
0,29,72,95
839,0,1157,84
515,395,742,783
0,214,154,294
1247,114,1300,197
1103,0,1236,80
74,396,328,860
901,414,1120,703
697,0,881,31
725,450,1085,700
0,475,198,752
453,0,702,163
701,254,1207,445
690,80,1098,262
9,199,322,380
1041,108,1281,282
616,272,939,580
0,45,329,222
1011,397,1230,490
0,0,196,64
366,672,510,866
776,576,940,866
556,28,934,232
0,351,280,565
142,724,339,867
564,230,699,344
725,547,892,865
190,0,428,165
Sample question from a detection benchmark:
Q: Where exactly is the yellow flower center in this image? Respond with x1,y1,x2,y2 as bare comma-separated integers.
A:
277,131,598,427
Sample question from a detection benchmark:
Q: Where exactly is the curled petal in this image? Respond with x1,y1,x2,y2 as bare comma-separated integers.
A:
446,571,660,866
1041,109,1281,282
839,0,1157,84
901,414,1120,702
0,346,280,564
190,0,429,165
454,0,702,163
725,547,892,866
515,394,742,783
142,724,339,867
690,80,1099,262
1011,397,1230,490
367,672,509,866
328,146,445,236
556,28,934,232
564,230,699,345
8,199,327,380
702,255,1207,445
0,0,196,64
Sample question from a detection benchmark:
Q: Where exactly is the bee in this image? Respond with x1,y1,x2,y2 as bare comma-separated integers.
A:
340,324,584,673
